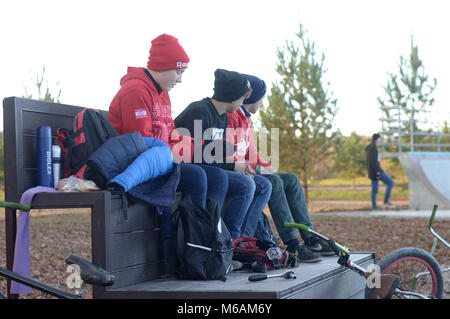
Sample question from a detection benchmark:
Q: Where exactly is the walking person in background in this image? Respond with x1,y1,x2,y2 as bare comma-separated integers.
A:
366,133,395,210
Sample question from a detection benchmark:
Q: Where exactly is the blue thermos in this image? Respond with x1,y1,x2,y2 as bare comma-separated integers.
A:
36,126,53,187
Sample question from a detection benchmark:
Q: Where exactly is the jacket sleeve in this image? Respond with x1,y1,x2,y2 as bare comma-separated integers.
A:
110,142,174,192
242,120,273,171
118,90,155,138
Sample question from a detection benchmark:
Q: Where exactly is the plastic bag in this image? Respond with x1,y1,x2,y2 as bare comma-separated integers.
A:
58,175,100,192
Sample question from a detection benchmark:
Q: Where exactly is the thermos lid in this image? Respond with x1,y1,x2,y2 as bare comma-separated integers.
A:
52,145,61,158
37,125,52,138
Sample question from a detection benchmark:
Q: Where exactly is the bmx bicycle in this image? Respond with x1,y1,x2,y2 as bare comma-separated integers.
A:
284,205,448,299
365,204,447,299
0,201,115,299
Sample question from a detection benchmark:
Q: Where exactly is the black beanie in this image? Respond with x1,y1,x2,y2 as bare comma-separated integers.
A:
212,69,250,102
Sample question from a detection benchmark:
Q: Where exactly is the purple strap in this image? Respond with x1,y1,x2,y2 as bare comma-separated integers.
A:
10,186,58,295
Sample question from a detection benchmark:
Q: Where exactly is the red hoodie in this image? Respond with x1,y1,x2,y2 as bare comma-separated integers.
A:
226,107,273,170
108,67,191,157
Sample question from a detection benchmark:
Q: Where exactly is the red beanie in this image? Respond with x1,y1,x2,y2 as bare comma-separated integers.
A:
147,34,190,71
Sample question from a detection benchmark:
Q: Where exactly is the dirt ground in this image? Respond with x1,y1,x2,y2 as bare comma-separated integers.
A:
0,202,448,299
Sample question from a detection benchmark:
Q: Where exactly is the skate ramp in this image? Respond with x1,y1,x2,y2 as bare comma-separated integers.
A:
398,152,450,210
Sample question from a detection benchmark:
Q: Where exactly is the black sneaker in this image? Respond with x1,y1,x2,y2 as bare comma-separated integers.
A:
306,240,336,256
372,206,382,211
289,244,322,263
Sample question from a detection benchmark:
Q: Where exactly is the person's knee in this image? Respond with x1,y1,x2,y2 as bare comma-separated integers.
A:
259,177,272,197
231,174,256,196
283,173,301,189
265,174,283,193
181,164,207,188
210,167,228,190
245,176,256,195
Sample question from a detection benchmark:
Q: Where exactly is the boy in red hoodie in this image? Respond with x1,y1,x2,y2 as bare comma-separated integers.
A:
108,34,228,212
227,74,334,262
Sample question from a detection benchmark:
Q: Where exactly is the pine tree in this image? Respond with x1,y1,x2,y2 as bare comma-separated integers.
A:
23,67,62,103
259,24,338,203
378,36,437,150
333,132,368,189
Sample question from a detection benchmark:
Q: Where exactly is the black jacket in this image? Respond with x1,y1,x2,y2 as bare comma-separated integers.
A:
174,98,235,171
365,142,383,180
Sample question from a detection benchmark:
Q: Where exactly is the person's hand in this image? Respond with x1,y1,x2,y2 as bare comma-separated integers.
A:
245,165,255,178
235,162,254,177
234,162,248,175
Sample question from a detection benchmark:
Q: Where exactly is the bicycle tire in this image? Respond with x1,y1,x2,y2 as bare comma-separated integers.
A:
365,247,444,299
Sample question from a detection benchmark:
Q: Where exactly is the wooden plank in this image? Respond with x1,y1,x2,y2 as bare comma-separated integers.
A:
104,253,375,299
106,261,164,289
21,109,74,135
109,199,159,234
109,230,162,271
282,255,374,298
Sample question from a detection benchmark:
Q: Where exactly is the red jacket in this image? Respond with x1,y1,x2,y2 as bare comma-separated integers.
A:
226,107,273,170
108,67,191,159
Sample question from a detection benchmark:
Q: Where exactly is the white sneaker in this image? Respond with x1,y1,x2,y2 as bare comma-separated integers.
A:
383,201,396,208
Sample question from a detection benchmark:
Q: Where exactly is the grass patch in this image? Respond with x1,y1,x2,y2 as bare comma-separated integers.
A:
310,176,409,187
308,188,408,200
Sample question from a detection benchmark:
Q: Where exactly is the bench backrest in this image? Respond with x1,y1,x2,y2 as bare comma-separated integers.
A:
2,97,108,202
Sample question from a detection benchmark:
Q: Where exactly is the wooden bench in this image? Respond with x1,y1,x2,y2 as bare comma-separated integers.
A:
2,96,169,298
3,96,376,299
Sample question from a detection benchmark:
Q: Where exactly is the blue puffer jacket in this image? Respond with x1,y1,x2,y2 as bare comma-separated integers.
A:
85,131,180,208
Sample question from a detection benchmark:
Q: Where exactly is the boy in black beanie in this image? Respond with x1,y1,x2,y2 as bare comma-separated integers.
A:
174,69,272,240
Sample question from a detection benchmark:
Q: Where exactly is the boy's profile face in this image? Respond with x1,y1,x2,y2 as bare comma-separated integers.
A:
155,69,185,92
244,95,265,114
227,95,247,114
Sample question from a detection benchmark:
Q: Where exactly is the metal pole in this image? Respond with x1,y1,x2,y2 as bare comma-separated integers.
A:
410,109,414,152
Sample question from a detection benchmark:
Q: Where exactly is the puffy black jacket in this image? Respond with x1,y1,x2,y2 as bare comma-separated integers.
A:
85,131,180,208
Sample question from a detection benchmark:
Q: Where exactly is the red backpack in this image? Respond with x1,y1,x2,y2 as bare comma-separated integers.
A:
55,108,118,179
232,237,289,271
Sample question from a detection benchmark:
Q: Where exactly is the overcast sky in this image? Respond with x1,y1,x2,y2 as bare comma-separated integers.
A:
1,0,449,135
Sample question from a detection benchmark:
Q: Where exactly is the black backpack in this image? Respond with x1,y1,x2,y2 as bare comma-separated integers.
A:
172,195,234,281
56,108,118,179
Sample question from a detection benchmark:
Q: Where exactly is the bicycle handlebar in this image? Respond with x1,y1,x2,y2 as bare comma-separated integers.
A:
283,222,310,232
429,205,438,229
0,201,31,211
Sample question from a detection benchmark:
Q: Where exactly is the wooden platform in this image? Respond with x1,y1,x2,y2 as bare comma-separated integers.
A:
101,252,375,299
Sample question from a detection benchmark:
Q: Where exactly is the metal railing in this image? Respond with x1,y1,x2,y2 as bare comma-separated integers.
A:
379,106,450,157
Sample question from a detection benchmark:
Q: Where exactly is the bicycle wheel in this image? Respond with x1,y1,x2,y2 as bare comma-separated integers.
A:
365,247,444,299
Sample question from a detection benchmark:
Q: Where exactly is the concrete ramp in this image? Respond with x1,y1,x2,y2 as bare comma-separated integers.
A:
398,152,450,210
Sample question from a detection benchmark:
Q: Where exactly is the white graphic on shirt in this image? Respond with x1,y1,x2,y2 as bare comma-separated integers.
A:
210,128,224,140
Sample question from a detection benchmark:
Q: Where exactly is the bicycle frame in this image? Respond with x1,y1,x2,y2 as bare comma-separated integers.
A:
0,266,80,299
